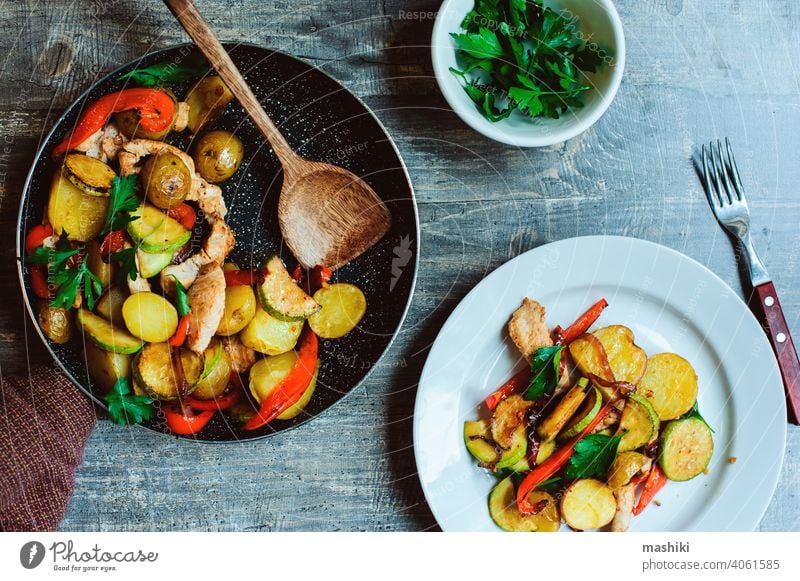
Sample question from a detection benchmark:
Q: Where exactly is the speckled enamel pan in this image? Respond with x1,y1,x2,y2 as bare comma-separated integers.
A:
16,43,419,442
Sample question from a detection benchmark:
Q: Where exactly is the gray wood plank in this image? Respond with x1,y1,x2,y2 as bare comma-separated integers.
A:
0,0,798,531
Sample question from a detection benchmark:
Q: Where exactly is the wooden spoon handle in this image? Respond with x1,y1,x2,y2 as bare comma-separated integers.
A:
163,0,299,167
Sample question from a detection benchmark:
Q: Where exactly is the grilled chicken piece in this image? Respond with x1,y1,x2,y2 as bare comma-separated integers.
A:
118,138,226,221
508,298,553,358
186,263,226,353
186,179,227,222
173,102,189,132
75,123,127,163
160,220,235,294
611,483,635,532
118,139,196,177
221,335,257,373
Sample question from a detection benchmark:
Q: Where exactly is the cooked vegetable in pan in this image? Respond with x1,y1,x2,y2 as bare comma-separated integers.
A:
464,297,714,532
20,61,369,435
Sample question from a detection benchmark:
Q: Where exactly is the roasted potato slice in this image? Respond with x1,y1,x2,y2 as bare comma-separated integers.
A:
638,353,698,420
560,479,616,530
591,325,647,385
568,333,615,398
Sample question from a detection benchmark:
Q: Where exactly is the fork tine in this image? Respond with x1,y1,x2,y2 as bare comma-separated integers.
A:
712,140,734,204
724,137,746,201
701,144,722,214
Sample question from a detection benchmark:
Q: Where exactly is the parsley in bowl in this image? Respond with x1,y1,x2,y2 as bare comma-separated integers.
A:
432,0,625,147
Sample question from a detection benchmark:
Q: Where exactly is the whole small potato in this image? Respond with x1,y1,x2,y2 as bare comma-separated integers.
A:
113,90,177,140
140,152,192,209
38,303,73,344
193,130,243,183
113,110,173,141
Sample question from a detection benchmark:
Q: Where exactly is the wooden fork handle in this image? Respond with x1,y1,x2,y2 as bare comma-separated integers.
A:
162,0,299,166
752,282,800,424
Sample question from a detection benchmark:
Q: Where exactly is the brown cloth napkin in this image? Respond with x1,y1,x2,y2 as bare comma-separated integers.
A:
0,364,96,531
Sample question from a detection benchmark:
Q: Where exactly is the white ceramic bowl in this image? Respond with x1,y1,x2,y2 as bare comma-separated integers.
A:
431,0,626,147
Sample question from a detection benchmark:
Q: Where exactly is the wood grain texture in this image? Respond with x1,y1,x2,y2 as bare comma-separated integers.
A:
0,0,798,531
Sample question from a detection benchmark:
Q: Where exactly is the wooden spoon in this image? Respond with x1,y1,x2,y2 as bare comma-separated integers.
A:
163,0,391,270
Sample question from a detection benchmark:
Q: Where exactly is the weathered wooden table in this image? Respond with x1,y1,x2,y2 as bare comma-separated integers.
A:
0,0,797,531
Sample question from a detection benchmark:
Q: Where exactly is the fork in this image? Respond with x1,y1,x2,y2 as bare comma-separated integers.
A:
701,138,800,424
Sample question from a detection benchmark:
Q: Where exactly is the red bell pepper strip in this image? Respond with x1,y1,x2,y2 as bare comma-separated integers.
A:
52,88,176,159
186,385,243,411
633,465,668,516
168,314,191,347
243,328,318,430
484,367,533,411
516,401,615,514
309,265,332,292
25,223,53,255
99,230,127,260
224,269,262,287
556,298,609,345
164,404,215,435
290,264,304,283
30,266,50,299
166,203,197,230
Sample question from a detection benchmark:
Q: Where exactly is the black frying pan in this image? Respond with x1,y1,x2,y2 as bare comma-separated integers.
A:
16,43,419,442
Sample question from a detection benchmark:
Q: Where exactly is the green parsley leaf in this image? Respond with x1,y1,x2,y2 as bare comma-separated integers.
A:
562,433,622,480
103,377,153,425
681,401,715,433
118,60,208,87
23,236,101,310
450,0,609,122
450,27,504,59
523,345,563,400
102,175,140,235
112,246,139,282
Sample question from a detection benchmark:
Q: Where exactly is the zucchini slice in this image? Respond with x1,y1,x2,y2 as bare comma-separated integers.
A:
560,479,616,530
137,249,173,279
658,417,714,481
615,393,660,452
239,306,303,355
559,386,602,441
127,203,191,253
491,394,532,448
64,153,116,196
191,339,232,400
133,342,204,400
489,478,560,532
77,308,144,354
308,283,366,339
258,256,320,322
121,292,178,343
463,420,527,470
537,378,591,442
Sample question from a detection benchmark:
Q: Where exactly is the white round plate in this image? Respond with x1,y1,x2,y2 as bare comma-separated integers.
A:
414,236,786,531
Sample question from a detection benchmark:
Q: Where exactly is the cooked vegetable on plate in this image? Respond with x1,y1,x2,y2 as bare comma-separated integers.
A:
464,297,714,532
20,61,368,436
